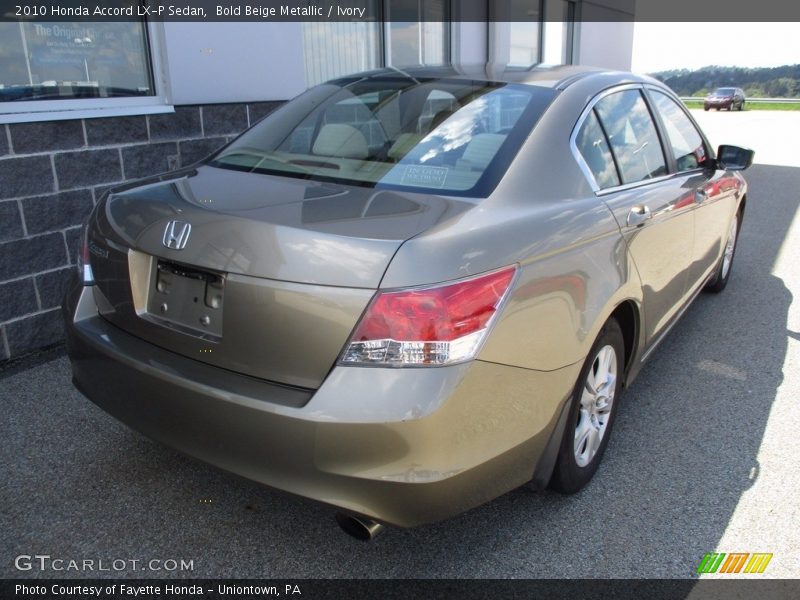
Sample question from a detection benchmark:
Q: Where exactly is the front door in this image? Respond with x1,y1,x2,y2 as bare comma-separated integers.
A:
646,88,740,290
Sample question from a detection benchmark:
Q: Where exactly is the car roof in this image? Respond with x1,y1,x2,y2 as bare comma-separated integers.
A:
336,64,654,91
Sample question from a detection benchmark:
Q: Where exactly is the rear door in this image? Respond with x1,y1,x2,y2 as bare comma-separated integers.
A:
573,86,696,344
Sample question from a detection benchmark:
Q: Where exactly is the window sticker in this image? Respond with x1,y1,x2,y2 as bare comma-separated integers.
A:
401,165,448,188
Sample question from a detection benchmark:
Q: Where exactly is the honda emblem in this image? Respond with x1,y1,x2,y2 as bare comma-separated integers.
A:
162,220,191,250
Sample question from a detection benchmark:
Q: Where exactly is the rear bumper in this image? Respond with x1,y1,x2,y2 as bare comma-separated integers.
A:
64,282,579,527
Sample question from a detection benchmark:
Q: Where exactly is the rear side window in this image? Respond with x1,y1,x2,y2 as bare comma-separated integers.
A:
649,91,708,172
594,90,667,185
575,110,619,189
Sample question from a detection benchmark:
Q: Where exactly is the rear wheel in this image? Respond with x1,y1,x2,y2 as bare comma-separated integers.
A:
549,318,625,494
704,213,740,293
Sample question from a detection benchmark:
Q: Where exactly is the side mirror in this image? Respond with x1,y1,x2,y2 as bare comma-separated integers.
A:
717,145,754,171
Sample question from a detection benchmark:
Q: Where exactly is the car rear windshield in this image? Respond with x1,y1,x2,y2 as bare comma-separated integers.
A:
208,75,556,197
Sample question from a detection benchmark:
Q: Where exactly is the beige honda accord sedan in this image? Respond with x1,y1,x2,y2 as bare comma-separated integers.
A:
64,65,753,539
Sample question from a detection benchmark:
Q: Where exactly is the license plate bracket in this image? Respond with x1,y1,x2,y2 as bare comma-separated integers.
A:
146,260,224,339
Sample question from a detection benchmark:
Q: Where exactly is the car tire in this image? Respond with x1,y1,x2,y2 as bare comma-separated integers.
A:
704,106,710,111
704,212,741,293
549,318,625,494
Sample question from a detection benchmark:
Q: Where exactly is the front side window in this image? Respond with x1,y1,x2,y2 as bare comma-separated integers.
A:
0,20,153,103
210,76,556,196
650,90,708,172
594,89,667,185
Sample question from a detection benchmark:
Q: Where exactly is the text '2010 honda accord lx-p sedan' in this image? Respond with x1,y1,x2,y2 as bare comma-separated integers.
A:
64,65,754,540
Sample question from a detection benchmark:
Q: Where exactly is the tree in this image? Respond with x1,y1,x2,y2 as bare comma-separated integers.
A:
652,65,800,98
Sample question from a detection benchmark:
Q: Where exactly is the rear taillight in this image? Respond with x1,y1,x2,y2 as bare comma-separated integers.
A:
77,226,94,286
340,266,517,367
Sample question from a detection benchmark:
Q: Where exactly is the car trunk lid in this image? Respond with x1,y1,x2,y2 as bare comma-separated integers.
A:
87,166,473,388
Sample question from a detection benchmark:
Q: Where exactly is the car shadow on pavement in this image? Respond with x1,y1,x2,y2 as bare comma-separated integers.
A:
1,166,796,580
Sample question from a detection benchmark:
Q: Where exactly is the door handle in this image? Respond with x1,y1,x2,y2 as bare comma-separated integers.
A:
627,205,652,227
695,188,708,204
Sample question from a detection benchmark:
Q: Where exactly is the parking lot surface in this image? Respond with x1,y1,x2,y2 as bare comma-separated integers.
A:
2,121,799,578
691,108,800,168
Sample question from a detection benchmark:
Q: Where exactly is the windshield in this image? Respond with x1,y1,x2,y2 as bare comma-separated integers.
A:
209,75,556,197
713,88,735,95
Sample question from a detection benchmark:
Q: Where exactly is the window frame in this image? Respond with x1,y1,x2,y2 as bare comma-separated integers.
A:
0,20,172,124
570,83,714,196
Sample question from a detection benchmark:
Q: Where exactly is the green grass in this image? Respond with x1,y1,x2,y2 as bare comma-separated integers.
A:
682,99,800,111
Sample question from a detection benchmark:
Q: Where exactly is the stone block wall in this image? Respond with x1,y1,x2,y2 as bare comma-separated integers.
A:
0,101,283,362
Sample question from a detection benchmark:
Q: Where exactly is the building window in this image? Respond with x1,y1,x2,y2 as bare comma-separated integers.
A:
302,20,382,87
0,21,154,103
542,0,575,64
302,0,450,88
509,21,541,66
506,0,576,67
385,0,449,67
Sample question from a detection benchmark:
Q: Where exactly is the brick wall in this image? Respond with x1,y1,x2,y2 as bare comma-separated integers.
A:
0,101,284,363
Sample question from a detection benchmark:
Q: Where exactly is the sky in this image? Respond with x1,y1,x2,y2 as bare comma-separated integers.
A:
632,22,800,74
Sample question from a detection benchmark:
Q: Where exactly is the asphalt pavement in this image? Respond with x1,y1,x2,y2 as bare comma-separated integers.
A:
690,108,800,168
2,126,799,578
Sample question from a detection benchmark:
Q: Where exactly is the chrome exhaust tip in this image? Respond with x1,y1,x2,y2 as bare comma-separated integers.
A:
335,513,385,541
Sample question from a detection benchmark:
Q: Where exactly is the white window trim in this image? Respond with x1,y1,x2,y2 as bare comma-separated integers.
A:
0,21,173,124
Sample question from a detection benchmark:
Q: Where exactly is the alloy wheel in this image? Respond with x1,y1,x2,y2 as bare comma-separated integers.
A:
721,215,738,279
574,344,618,467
